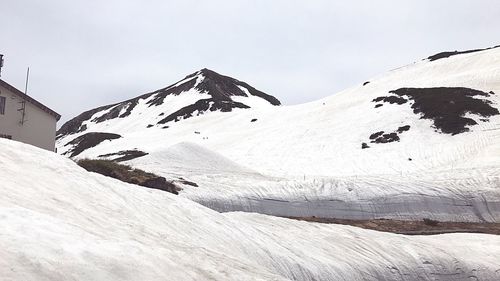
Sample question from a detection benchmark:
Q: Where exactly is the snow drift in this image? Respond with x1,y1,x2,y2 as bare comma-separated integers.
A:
1,139,500,280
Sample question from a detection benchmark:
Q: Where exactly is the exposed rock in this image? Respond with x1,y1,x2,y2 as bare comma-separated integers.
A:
397,125,411,133
148,68,281,107
427,45,500,61
369,131,385,140
371,132,400,144
64,132,121,157
372,96,407,105
147,77,198,107
389,87,499,135
56,107,109,139
157,99,250,124
368,126,411,145
93,100,140,123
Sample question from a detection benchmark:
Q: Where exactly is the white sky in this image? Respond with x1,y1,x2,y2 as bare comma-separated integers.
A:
1,0,499,125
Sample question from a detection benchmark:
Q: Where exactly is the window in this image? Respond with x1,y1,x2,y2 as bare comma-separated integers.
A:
0,96,5,115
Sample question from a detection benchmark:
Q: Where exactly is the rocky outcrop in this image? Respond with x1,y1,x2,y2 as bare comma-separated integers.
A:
64,132,122,157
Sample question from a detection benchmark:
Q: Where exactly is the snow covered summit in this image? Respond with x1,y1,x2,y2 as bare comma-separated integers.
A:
57,68,280,141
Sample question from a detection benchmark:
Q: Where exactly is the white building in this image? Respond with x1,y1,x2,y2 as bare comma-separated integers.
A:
0,79,60,151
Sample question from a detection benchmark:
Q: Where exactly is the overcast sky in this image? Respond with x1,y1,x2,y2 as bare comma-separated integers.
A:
1,0,499,125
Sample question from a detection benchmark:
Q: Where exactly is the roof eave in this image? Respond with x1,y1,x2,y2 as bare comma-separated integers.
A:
0,79,61,121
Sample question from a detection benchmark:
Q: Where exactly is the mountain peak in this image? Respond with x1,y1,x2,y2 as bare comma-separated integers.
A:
57,69,281,138
188,69,281,105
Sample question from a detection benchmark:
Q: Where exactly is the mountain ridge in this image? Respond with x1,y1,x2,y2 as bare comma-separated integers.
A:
57,68,280,138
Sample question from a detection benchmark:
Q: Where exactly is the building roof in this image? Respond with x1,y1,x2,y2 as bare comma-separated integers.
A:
0,79,61,121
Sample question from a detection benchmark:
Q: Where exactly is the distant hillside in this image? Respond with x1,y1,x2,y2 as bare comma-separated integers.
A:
56,45,500,222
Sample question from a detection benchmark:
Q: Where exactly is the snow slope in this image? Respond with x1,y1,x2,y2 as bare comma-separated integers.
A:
2,139,500,280
56,47,500,222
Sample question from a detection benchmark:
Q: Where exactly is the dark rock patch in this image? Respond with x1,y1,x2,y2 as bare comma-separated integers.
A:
74,124,87,135
369,131,384,140
93,99,140,123
371,132,400,144
372,96,407,105
57,96,145,138
251,118,258,122
196,69,281,106
162,126,169,129
64,132,121,157
374,104,383,108
147,77,198,107
367,126,411,146
157,98,250,125
147,124,154,128
361,142,370,149
98,150,149,162
159,112,164,116
57,106,111,139
389,87,499,135
146,68,280,108
397,125,411,133
427,45,499,61
363,81,370,86
119,99,139,118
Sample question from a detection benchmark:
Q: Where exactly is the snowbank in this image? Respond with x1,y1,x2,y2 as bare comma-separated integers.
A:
2,139,500,280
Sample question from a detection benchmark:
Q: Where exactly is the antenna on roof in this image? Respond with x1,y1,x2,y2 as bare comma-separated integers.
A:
24,67,30,95
18,67,29,125
0,54,4,77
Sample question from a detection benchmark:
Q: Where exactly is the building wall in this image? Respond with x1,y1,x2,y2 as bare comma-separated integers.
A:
0,84,57,151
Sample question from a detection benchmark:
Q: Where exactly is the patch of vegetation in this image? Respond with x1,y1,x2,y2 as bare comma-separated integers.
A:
77,159,180,195
423,218,439,226
286,217,500,235
177,177,199,187
98,149,148,162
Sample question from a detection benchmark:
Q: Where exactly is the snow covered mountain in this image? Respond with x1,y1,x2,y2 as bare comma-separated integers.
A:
2,139,500,281
57,68,280,144
56,46,500,222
